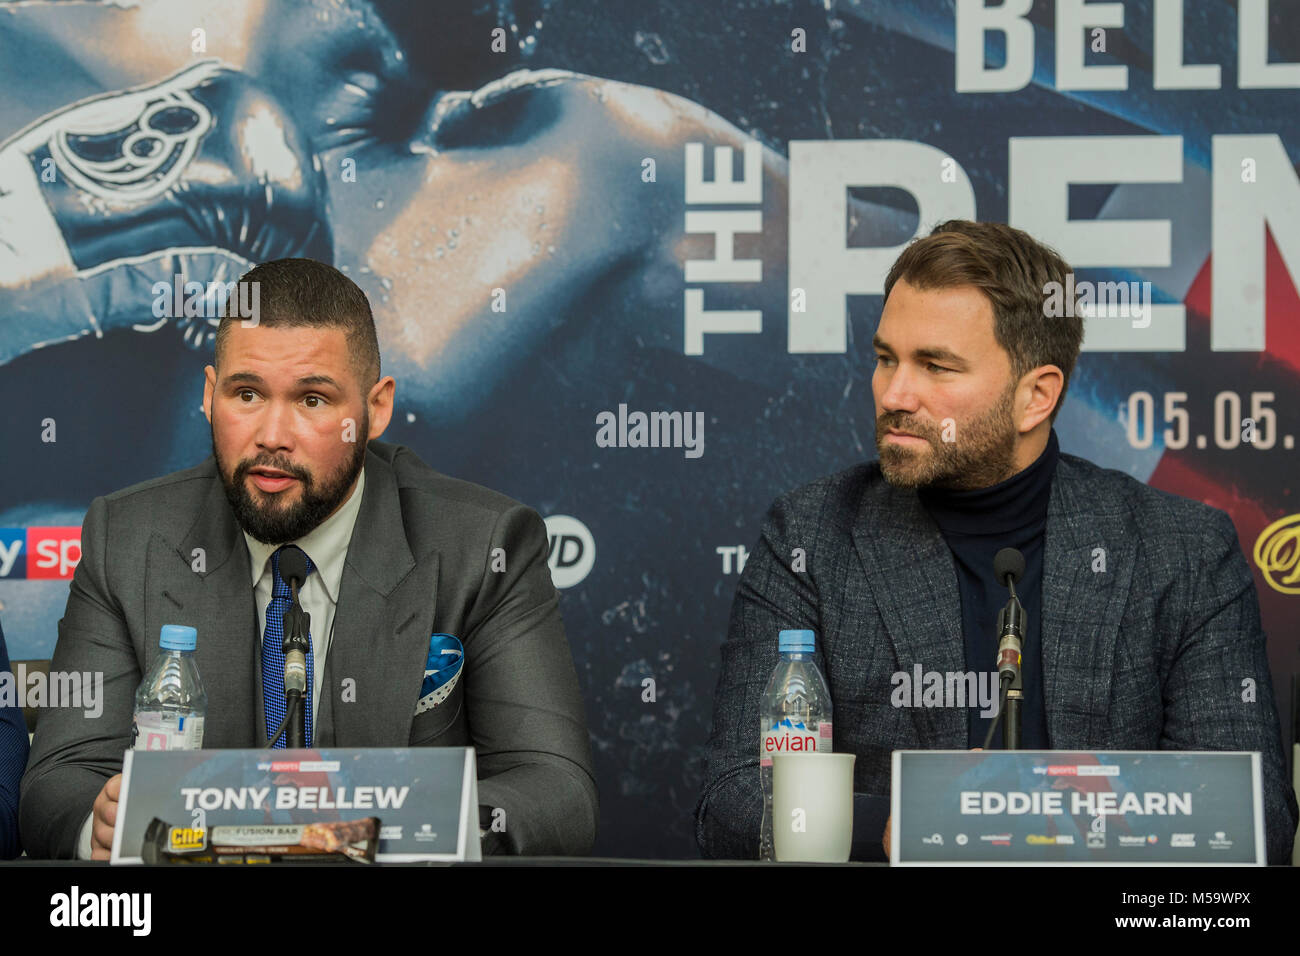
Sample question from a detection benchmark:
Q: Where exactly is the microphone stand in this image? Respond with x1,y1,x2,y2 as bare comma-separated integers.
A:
985,548,1027,751
996,581,1025,751
1002,664,1023,750
282,579,311,749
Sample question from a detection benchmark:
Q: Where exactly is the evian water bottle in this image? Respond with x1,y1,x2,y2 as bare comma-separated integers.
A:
759,628,832,860
132,625,207,751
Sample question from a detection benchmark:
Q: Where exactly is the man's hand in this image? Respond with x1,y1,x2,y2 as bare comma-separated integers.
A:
90,773,122,860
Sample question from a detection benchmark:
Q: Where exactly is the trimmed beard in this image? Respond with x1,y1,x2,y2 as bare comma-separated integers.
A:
213,414,369,544
874,384,1018,491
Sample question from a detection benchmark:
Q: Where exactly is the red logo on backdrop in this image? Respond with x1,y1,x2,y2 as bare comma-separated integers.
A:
26,527,82,579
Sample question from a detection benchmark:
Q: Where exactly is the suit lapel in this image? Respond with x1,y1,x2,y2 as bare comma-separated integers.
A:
317,447,439,747
145,463,260,747
850,453,1138,750
1040,456,1137,748
851,478,967,747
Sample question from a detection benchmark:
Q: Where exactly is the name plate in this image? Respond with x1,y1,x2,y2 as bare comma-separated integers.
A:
890,750,1264,865
111,747,481,864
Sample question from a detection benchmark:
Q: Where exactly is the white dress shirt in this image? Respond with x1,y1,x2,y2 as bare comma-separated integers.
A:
244,467,366,724
78,470,366,858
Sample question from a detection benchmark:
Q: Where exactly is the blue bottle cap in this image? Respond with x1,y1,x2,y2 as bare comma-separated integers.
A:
159,625,197,651
778,629,815,653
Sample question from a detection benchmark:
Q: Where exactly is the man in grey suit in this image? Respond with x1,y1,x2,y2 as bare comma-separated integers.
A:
697,220,1298,864
20,257,597,858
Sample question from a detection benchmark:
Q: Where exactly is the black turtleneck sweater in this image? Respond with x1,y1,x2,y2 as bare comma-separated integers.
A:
917,429,1059,750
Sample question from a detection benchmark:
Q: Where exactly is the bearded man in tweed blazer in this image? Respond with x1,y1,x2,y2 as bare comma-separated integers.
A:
696,220,1298,864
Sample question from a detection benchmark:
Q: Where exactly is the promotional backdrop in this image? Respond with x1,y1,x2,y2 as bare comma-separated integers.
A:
0,0,1296,858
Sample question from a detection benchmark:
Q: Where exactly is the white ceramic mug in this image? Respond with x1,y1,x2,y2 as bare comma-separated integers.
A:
772,751,856,862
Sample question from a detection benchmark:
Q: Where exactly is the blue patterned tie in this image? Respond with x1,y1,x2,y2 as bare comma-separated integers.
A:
262,547,315,748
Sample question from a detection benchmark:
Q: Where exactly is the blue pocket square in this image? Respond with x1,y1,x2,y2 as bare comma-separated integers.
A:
415,633,464,716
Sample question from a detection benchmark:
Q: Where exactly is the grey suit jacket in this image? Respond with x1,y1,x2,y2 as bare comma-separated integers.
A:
696,451,1299,864
20,441,597,858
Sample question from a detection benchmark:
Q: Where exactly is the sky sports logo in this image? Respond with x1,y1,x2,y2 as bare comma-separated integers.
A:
0,528,82,579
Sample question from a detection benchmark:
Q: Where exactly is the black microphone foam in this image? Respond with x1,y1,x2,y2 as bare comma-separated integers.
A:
279,545,309,589
993,548,1025,587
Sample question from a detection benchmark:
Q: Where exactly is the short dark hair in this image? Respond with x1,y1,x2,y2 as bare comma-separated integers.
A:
214,258,380,388
883,220,1083,423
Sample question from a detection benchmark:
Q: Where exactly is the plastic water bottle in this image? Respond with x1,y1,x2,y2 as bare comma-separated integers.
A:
132,625,207,751
759,629,833,860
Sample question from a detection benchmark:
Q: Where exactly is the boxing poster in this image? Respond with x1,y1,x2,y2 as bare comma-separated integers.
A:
0,1,1296,857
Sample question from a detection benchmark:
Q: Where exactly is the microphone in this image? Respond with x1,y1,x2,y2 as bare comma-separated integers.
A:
993,548,1025,684
279,545,309,588
278,545,311,747
993,548,1024,590
992,547,1026,751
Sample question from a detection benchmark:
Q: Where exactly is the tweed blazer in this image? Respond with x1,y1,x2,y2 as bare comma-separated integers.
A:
696,450,1298,864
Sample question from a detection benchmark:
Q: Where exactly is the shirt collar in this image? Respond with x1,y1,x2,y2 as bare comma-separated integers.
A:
244,467,366,604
